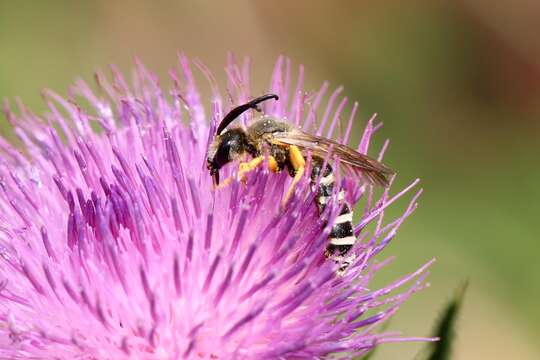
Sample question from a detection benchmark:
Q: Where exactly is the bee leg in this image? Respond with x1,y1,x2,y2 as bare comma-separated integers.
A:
217,156,278,189
281,145,306,209
238,156,279,182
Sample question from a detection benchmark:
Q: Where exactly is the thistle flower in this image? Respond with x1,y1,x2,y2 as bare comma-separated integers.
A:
0,56,434,359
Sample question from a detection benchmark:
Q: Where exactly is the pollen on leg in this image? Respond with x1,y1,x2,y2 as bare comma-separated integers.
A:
267,156,279,173
289,145,305,169
281,145,306,208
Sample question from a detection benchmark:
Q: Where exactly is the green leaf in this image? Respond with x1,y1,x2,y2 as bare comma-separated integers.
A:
422,281,468,360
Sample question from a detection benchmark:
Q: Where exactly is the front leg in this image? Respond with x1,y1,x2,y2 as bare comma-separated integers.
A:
281,145,306,208
217,155,279,189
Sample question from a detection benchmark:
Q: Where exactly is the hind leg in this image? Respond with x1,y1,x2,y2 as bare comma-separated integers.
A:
281,146,306,208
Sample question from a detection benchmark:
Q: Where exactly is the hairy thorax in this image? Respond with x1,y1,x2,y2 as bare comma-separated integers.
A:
247,117,294,171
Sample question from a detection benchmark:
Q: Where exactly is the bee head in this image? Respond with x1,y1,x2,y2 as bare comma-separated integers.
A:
207,94,279,186
207,128,250,185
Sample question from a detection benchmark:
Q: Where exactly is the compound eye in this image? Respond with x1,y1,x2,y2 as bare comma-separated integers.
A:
209,129,245,175
214,140,232,168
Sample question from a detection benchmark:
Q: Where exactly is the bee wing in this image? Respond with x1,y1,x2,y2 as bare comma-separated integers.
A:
271,130,394,186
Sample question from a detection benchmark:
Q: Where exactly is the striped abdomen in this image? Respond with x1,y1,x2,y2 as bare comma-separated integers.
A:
311,161,356,270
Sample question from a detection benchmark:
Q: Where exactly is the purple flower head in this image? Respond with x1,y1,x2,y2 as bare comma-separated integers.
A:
0,56,435,359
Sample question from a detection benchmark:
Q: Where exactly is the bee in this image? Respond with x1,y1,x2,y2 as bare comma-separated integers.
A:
207,94,394,272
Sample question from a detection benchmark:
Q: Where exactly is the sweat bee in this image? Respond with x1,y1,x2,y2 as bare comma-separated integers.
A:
207,94,394,272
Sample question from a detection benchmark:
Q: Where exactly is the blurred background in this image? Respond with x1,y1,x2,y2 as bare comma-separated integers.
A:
1,1,538,358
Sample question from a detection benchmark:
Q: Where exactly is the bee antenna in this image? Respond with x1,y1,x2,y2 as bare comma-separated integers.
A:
216,94,279,135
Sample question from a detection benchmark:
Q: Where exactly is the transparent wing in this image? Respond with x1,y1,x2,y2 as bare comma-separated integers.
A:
271,130,394,186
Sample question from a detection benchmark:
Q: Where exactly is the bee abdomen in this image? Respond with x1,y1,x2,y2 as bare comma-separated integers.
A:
326,203,355,255
311,162,356,268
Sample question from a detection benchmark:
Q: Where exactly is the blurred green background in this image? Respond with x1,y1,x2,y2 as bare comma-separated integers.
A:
1,1,538,358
